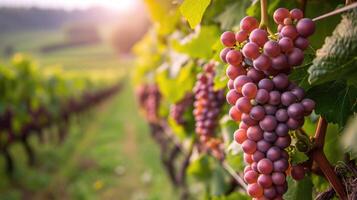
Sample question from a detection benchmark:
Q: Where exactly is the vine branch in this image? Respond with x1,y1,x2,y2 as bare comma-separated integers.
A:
313,2,357,21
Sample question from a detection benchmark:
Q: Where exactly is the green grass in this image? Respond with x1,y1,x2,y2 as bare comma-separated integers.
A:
0,81,176,200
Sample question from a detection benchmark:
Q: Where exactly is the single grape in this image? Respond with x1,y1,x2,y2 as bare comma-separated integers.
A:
249,29,269,47
247,68,265,83
244,153,254,164
229,106,242,121
266,146,281,161
275,124,289,137
291,165,305,180
220,47,231,63
264,187,277,199
236,96,252,113
227,79,234,89
247,126,264,141
234,75,252,92
257,140,272,153
243,42,261,60
226,50,243,66
281,25,298,40
263,131,277,143
273,159,289,172
226,89,241,105
275,108,289,122
244,165,252,173
242,82,258,99
287,103,304,119
250,105,266,121
269,91,281,106
273,8,290,24
288,48,304,66
291,87,305,101
290,8,303,20
240,122,249,130
278,37,294,53
242,113,258,126
257,158,274,174
294,37,309,50
255,89,270,104
234,129,247,144
253,54,272,71
258,78,274,91
263,41,281,57
244,170,259,184
275,182,288,195
296,18,315,37
220,31,236,47
264,105,277,115
258,174,273,188
272,74,289,90
283,18,293,25
226,65,244,80
286,117,301,130
272,172,286,185
235,30,249,43
253,151,265,162
281,91,297,106
301,98,315,114
271,54,289,70
277,24,284,32
247,183,264,198
274,136,291,149
240,16,259,32
242,139,257,154
260,115,278,132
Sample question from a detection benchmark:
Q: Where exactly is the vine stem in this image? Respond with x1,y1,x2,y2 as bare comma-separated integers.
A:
221,161,247,190
313,2,357,21
259,0,273,34
312,117,348,200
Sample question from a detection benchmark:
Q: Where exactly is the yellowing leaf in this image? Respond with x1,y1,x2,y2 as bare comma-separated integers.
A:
179,0,211,28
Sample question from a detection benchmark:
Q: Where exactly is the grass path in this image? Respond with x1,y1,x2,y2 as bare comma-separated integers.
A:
0,80,176,200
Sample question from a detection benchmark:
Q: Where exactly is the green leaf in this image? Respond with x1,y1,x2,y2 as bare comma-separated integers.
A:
324,123,344,165
172,25,220,59
284,176,313,200
187,155,212,181
179,0,211,28
215,1,252,30
308,10,357,85
289,53,315,90
342,115,357,159
213,63,228,91
290,148,309,165
210,166,228,196
306,81,357,127
212,192,250,200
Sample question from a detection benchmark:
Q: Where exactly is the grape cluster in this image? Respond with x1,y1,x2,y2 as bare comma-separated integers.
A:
135,84,161,123
193,63,225,156
220,8,316,199
170,93,194,125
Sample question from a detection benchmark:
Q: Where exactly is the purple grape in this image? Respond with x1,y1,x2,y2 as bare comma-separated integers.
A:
272,74,289,90
226,50,243,66
249,29,269,47
258,174,273,188
269,91,281,105
273,159,289,172
253,151,265,162
240,16,259,32
274,136,291,149
281,91,297,106
288,48,304,66
264,131,278,143
296,18,315,37
291,165,306,180
273,8,290,24
272,172,286,185
266,146,281,161
278,37,293,53
250,105,265,121
234,75,252,92
294,37,309,50
242,42,260,60
244,170,258,183
287,103,304,119
257,140,272,153
247,126,264,141
259,115,277,131
301,98,315,114
275,109,288,122
247,68,265,83
291,87,305,101
253,54,272,71
235,30,249,43
220,47,231,63
242,139,257,154
286,117,301,129
257,158,273,174
255,89,270,104
271,54,289,70
264,105,277,115
275,123,289,137
281,25,298,40
221,31,236,47
227,79,234,89
276,182,288,195
242,113,258,126
290,9,303,20
226,89,241,105
258,78,274,91
264,187,277,199
263,41,281,57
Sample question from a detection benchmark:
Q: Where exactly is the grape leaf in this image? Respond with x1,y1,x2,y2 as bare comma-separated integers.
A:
324,123,344,165
172,26,220,59
290,148,309,165
215,1,252,30
187,155,212,181
308,10,357,85
306,81,357,127
284,176,313,200
179,0,211,28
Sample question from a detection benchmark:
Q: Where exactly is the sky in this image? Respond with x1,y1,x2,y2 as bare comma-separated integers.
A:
0,0,141,11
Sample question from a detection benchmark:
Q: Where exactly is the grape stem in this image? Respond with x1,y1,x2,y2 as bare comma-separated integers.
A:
259,0,273,34
313,2,357,21
311,117,348,200
222,161,247,190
